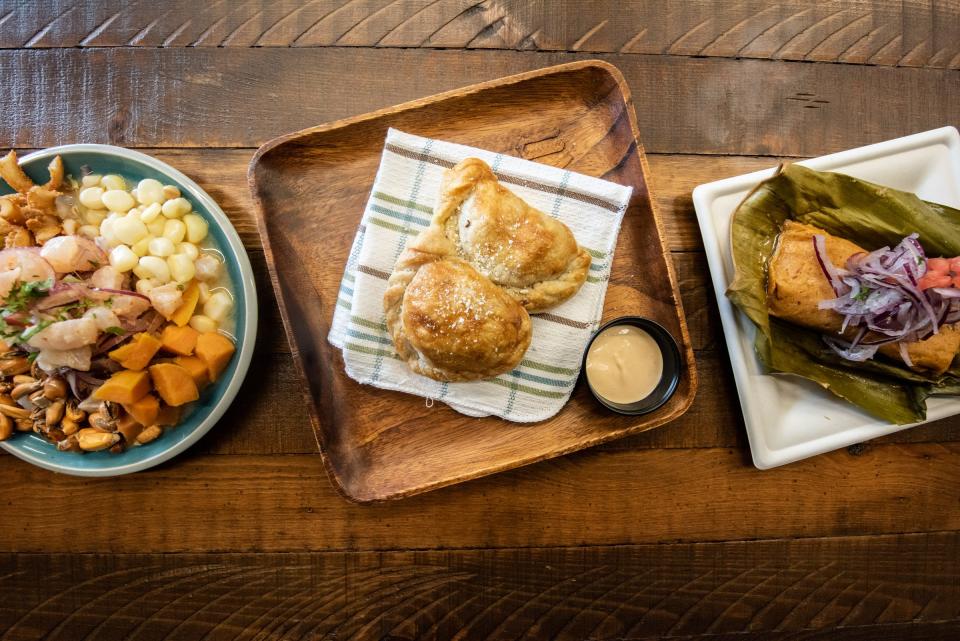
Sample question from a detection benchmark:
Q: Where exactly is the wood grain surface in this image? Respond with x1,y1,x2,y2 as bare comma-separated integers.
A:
1,48,957,155
3,532,960,640
4,1,959,70
2,1,960,638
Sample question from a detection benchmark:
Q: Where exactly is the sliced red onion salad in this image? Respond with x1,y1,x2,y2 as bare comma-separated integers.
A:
813,233,960,366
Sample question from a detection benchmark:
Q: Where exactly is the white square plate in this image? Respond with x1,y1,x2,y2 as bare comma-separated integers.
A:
693,127,960,469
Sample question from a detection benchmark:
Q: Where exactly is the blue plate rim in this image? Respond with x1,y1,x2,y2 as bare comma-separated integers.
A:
0,144,258,476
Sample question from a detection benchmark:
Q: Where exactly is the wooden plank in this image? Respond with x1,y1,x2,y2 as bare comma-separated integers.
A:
5,443,960,551
1,49,956,154
3,1,959,70
1,533,959,640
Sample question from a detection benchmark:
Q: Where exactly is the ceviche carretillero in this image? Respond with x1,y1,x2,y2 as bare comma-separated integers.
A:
0,150,236,452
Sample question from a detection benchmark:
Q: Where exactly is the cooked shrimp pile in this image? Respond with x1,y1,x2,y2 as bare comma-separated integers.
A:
0,151,235,453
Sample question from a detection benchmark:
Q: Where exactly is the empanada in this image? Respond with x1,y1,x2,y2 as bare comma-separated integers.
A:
433,158,592,312
383,226,532,382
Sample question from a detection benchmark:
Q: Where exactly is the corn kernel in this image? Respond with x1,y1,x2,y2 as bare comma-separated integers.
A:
84,209,106,227
183,213,208,243
162,219,186,243
162,185,180,200
102,189,135,213
139,202,162,223
177,242,199,260
134,256,170,282
109,245,138,272
101,174,126,191
189,315,218,334
79,187,106,210
135,278,158,296
161,197,191,219
78,224,99,239
168,253,196,283
203,291,233,323
146,217,166,236
148,236,175,258
81,174,102,188
136,178,164,205
131,236,152,257
113,215,148,245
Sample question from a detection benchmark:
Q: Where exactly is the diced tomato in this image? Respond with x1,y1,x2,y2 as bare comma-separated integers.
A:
919,273,953,290
927,257,950,273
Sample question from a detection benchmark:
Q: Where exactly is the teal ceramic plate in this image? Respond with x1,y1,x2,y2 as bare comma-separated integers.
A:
0,144,257,476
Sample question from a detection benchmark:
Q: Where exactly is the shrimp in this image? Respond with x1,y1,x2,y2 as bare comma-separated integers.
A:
27,318,98,350
39,235,107,273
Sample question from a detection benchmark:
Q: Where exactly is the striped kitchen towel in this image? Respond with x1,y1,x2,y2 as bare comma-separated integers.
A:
328,128,633,422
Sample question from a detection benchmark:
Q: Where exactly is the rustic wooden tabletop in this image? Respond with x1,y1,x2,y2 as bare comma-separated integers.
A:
2,1,960,639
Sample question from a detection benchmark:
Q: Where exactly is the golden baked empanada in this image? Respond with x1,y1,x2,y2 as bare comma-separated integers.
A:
383,227,532,382
433,158,592,312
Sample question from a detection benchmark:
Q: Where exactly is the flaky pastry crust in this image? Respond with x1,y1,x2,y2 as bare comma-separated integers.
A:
383,225,532,382
433,158,592,312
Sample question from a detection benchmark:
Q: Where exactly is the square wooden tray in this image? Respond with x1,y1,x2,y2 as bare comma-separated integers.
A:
249,61,698,502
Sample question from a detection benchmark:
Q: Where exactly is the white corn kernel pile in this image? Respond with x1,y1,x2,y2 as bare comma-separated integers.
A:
76,175,233,333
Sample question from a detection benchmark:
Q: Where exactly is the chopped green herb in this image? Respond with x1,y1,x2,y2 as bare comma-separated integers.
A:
853,287,871,302
26,351,38,363
103,326,125,335
2,278,54,314
19,320,52,342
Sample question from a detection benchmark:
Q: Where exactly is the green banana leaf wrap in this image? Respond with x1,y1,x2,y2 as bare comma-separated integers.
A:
727,163,960,424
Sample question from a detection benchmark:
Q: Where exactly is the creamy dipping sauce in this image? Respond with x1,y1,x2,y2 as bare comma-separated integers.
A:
585,325,663,404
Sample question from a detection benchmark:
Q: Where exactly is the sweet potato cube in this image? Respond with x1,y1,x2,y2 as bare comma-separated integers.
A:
170,281,200,327
156,403,182,426
149,363,199,407
174,355,210,388
160,324,199,356
109,333,162,370
116,412,144,444
93,370,151,405
194,332,235,382
123,393,160,427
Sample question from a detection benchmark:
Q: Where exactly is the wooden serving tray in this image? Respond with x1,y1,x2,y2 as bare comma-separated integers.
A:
249,61,697,502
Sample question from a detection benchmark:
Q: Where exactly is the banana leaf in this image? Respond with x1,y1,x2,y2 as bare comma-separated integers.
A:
727,163,960,424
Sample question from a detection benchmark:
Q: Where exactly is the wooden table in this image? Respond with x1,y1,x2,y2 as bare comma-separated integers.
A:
2,2,959,639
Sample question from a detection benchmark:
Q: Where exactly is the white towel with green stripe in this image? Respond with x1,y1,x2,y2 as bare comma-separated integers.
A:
328,128,633,422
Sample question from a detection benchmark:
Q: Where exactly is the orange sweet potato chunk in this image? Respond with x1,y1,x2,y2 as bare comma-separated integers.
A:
170,281,200,327
116,412,144,444
173,355,210,388
123,393,160,427
149,363,199,407
194,332,235,382
109,333,162,370
160,324,199,356
93,370,151,405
